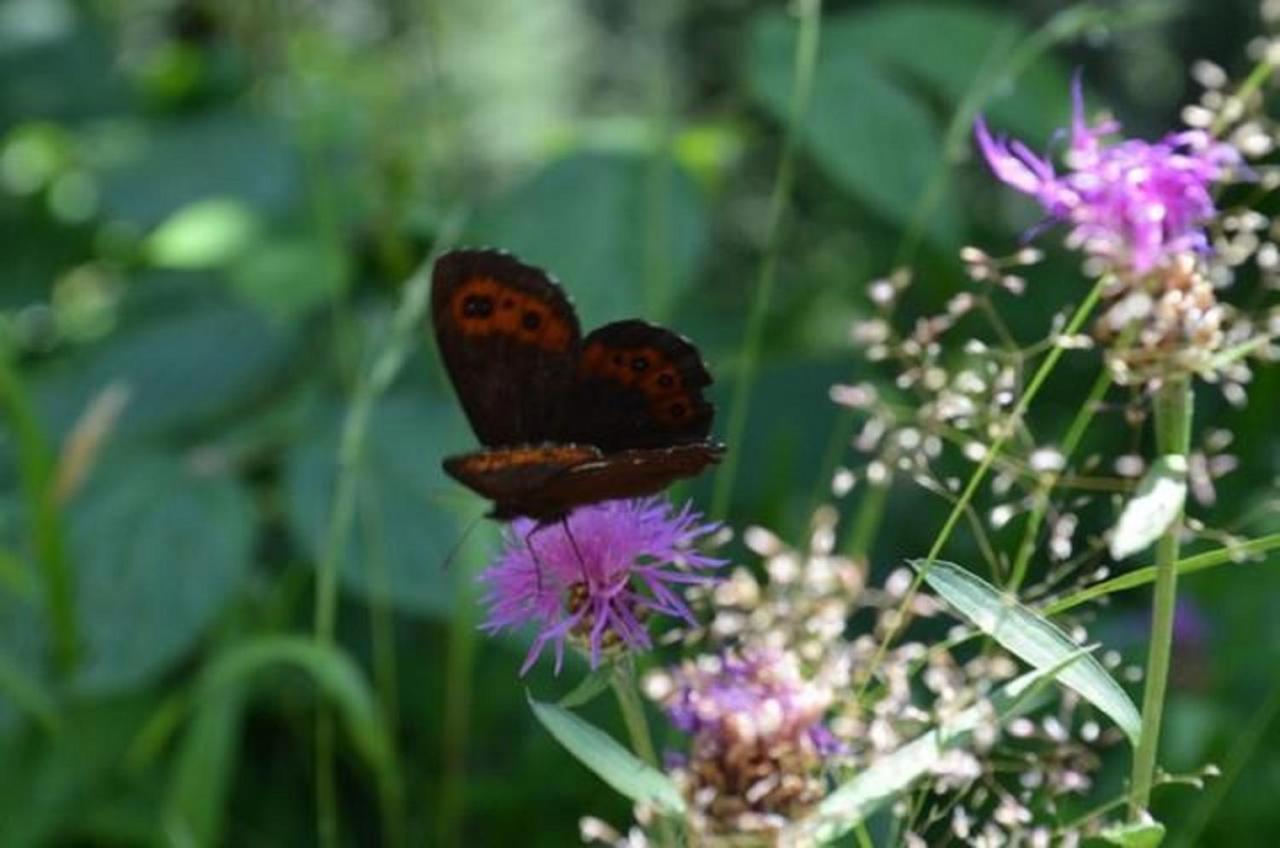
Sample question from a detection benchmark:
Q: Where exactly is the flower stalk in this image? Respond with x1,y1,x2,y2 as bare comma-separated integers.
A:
1129,374,1194,816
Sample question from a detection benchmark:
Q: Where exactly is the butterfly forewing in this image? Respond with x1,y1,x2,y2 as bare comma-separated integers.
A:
432,249,581,447
567,320,714,452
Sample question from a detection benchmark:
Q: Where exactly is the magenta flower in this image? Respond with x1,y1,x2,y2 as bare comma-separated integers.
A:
975,77,1240,274
479,498,722,674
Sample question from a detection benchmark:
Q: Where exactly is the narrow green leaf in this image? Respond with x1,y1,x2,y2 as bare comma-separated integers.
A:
163,687,247,847
912,559,1141,745
527,694,685,815
1110,455,1188,560
1101,818,1166,847
790,650,1089,842
196,636,396,784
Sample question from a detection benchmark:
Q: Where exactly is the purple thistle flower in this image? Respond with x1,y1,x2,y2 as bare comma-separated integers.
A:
974,76,1240,275
479,498,722,675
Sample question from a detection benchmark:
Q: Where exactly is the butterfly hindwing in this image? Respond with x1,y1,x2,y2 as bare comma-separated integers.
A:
567,320,714,452
432,249,582,447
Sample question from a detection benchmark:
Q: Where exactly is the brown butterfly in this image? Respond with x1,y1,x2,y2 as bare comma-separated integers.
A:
432,248,725,523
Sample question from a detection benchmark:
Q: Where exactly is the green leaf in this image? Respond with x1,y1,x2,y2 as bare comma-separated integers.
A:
1109,455,1188,560
285,394,483,617
146,198,260,269
469,152,709,326
790,652,1085,842
912,559,1142,745
67,452,255,694
194,636,395,786
97,111,301,228
34,291,295,442
162,687,246,847
527,694,685,815
1101,818,1166,848
228,235,348,318
747,13,960,248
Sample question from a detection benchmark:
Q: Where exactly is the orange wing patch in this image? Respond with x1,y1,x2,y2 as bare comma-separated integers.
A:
579,341,696,427
452,444,600,474
449,277,574,352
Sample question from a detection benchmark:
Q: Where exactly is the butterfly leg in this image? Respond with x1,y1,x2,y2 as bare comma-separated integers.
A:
559,514,589,581
524,522,551,594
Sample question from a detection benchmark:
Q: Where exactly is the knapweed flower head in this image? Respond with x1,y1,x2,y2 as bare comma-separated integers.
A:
975,76,1241,276
652,647,839,835
479,497,722,674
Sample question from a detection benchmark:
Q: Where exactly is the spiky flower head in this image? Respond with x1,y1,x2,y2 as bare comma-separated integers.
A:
975,76,1240,276
479,498,722,674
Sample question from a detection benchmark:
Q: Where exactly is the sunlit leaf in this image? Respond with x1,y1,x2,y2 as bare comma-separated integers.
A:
1101,817,1166,848
912,559,1141,745
1109,455,1188,560
527,694,685,815
146,197,260,269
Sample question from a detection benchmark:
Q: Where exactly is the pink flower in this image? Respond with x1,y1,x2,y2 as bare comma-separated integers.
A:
975,76,1240,274
479,498,722,674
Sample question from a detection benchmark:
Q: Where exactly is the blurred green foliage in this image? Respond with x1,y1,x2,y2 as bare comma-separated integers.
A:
1,0,1278,845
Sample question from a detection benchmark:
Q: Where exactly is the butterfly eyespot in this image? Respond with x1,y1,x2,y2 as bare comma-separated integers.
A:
463,294,494,318
631,356,649,372
522,310,543,330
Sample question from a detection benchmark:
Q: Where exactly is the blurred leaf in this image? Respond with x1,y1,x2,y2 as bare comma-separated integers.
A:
912,559,1142,745
470,152,709,326
823,3,1074,144
67,452,254,694
229,235,347,318
0,22,128,127
98,111,301,229
0,647,58,733
527,694,685,815
285,394,479,618
747,13,960,248
1110,455,1188,560
146,198,260,269
789,654,1082,842
35,289,295,441
195,636,395,784
163,688,245,847
1101,818,1166,847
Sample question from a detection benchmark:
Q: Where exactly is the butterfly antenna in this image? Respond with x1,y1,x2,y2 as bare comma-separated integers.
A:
441,510,486,572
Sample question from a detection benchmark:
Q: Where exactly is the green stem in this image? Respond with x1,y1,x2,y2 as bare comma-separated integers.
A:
1129,375,1194,817
610,663,676,847
855,277,1105,698
1007,364,1113,591
711,0,823,520
438,554,480,848
840,480,889,560
1044,532,1280,615
0,347,77,673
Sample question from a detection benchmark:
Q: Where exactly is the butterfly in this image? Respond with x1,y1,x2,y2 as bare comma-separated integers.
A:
432,248,725,523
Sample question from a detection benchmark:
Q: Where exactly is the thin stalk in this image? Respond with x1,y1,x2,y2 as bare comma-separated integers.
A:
711,0,823,519
1044,531,1280,615
840,480,889,560
437,553,480,848
855,277,1105,698
1129,375,1194,816
0,348,77,673
610,663,676,847
1007,364,1113,591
